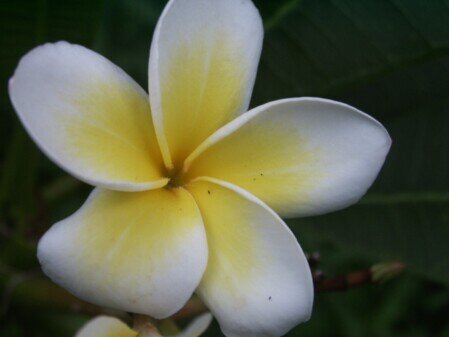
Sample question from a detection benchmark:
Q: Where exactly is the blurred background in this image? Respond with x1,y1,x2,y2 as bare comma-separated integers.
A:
1,0,448,336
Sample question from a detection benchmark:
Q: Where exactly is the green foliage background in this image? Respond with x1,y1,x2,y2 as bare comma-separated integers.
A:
0,0,448,336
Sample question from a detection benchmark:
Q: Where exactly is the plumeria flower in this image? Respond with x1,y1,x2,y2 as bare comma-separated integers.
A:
75,313,213,337
8,0,391,336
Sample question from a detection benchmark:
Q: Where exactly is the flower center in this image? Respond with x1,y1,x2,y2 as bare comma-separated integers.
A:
165,166,186,189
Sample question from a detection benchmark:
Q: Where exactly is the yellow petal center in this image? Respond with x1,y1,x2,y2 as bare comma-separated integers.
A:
157,33,249,170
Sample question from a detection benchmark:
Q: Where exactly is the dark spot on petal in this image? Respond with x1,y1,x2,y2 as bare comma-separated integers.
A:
207,190,211,195
268,296,272,301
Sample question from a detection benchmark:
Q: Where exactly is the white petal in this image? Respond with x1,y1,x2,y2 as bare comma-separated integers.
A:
38,187,208,318
184,98,392,218
149,0,263,169
9,42,167,191
75,316,137,337
187,178,314,337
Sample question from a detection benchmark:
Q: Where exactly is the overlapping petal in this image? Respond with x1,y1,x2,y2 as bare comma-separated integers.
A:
187,178,313,337
184,98,392,218
75,316,137,337
149,0,264,169
9,42,167,191
38,187,208,318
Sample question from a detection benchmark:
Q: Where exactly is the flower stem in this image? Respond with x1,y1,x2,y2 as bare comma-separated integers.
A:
133,314,163,337
313,261,406,292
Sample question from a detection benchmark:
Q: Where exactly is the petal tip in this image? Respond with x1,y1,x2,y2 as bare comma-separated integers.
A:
36,220,66,278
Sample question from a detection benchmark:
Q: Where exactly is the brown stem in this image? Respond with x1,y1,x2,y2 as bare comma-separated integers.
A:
314,261,406,293
133,314,163,337
315,270,373,292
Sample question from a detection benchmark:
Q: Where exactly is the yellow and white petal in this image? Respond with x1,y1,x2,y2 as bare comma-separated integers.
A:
75,316,137,337
174,313,213,337
37,187,208,319
9,42,167,191
184,98,392,218
149,0,263,169
187,178,313,337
